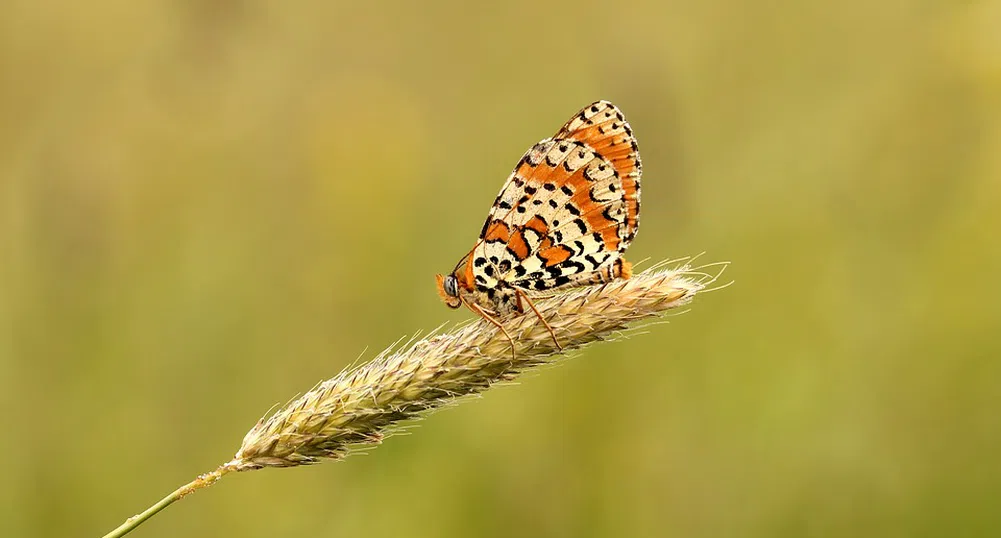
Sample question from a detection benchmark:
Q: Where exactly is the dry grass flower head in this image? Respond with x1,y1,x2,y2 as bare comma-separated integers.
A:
101,259,728,538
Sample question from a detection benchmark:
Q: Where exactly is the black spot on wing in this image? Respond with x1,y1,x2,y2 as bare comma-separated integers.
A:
561,261,586,275
591,232,604,249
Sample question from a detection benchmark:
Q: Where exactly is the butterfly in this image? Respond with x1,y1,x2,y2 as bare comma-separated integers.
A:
436,100,642,349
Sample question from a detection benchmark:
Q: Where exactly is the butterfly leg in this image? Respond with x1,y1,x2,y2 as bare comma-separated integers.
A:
515,289,562,351
463,300,517,359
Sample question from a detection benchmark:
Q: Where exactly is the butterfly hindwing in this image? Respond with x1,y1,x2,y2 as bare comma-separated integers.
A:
555,101,642,243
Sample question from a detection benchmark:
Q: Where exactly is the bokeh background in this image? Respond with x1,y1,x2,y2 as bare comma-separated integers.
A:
3,1,1000,537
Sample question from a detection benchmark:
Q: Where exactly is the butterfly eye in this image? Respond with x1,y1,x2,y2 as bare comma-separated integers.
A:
443,275,459,298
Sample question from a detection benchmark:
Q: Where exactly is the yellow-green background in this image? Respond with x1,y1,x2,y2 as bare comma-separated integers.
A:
3,1,999,537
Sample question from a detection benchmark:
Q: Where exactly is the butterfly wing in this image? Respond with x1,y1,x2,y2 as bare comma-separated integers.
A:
554,100,641,243
469,101,642,293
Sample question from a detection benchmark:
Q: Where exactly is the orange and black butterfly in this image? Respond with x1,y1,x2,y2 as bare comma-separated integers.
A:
436,101,642,348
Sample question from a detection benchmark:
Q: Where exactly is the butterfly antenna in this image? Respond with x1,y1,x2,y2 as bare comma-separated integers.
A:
452,237,486,274
450,251,471,275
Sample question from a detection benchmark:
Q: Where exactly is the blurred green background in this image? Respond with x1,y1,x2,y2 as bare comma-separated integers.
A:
2,1,1000,537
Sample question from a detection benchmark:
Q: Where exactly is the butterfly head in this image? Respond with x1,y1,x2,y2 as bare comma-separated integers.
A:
436,273,462,309
437,250,477,309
